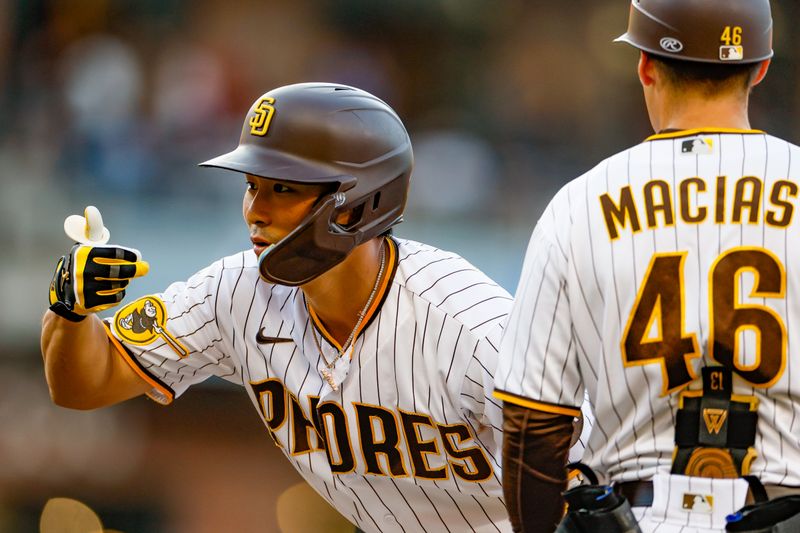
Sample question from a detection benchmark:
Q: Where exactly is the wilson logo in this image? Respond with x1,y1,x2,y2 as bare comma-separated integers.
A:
702,408,728,435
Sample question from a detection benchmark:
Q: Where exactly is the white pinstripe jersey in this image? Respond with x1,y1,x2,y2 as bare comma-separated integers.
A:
496,128,800,487
106,236,516,533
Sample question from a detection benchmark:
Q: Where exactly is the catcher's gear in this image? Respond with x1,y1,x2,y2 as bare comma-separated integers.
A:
556,484,642,533
200,82,413,286
726,496,800,532
615,0,773,64
49,244,149,322
672,366,758,478
553,462,642,533
726,477,800,532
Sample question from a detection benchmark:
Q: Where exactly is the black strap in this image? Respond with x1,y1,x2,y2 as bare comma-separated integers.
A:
672,366,758,477
674,366,758,449
567,461,599,485
49,301,87,322
743,475,769,504
674,407,758,448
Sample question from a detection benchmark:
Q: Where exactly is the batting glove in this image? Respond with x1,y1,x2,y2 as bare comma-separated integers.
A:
49,244,150,322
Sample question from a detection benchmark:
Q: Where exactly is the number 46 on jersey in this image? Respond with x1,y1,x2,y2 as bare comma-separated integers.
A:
622,247,785,395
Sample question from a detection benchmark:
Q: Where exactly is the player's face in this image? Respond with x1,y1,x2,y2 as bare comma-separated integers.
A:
243,174,328,257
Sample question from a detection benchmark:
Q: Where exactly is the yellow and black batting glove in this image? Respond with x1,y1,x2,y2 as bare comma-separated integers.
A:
49,244,150,322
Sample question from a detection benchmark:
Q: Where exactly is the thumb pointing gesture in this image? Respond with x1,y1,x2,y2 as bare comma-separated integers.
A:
49,206,150,321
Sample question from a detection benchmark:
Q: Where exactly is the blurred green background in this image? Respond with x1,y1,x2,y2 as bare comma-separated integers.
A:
2,1,799,531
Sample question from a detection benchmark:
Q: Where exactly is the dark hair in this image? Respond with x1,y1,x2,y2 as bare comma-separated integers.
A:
649,54,761,96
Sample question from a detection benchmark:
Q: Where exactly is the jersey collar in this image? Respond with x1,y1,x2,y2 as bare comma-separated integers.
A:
645,127,766,142
307,236,398,354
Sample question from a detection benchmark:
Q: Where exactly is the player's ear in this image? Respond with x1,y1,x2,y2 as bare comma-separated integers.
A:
637,51,657,88
750,59,771,88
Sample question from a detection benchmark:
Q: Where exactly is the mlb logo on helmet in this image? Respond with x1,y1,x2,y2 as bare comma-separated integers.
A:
720,45,744,61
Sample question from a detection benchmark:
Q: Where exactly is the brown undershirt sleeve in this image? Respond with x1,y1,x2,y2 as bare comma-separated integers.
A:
502,402,575,533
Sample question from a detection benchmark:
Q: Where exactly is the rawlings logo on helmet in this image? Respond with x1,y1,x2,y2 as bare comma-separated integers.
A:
659,37,684,53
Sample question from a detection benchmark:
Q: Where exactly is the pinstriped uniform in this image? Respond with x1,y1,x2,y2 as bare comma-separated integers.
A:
495,129,800,495
106,236,515,532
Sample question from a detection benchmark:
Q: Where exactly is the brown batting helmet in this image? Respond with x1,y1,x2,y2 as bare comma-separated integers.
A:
615,0,773,64
200,82,413,286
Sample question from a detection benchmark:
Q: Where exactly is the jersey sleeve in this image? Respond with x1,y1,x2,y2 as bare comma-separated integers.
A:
494,195,584,416
105,259,240,404
460,321,505,453
567,392,595,464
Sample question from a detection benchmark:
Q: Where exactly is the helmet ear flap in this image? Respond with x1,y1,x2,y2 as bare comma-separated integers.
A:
337,190,385,231
259,194,359,286
259,172,409,286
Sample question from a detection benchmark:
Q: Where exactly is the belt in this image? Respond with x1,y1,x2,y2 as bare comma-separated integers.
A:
614,480,800,508
615,481,654,507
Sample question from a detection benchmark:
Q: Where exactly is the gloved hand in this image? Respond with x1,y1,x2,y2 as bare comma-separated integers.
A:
48,206,149,322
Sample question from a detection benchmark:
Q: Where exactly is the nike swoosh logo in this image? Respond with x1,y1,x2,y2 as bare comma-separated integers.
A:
256,327,294,345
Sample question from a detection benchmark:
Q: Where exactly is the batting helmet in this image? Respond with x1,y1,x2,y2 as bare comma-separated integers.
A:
200,82,413,286
615,0,773,64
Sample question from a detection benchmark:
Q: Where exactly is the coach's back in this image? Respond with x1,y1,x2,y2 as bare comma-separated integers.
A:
533,129,800,486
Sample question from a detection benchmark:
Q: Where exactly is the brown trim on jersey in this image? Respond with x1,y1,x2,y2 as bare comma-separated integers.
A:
494,389,581,418
307,305,342,350
360,236,399,333
645,127,765,142
102,320,175,405
307,236,398,354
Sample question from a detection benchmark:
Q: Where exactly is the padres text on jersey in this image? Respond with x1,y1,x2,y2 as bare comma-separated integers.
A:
106,237,514,533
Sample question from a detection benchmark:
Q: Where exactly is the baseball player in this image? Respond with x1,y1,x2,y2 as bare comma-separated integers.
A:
494,1,800,532
43,82,540,532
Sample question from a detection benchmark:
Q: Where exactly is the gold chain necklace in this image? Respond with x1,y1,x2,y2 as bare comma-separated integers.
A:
310,239,387,391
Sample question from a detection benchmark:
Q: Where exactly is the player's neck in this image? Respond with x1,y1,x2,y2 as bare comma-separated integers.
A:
651,90,752,132
301,237,386,346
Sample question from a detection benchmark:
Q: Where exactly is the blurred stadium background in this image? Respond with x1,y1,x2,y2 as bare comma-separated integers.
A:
1,1,799,531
